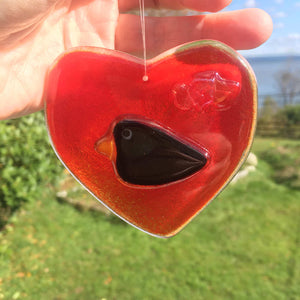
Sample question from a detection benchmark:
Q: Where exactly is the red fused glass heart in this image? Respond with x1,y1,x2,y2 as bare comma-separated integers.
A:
45,40,257,237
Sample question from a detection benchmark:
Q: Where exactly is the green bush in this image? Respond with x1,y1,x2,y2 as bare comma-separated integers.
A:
257,103,300,139
275,105,300,138
0,112,63,226
260,144,300,189
277,104,300,125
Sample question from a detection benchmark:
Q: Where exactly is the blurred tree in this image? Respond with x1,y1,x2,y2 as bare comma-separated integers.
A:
277,104,300,125
275,70,300,106
257,96,280,137
275,104,300,139
259,96,278,121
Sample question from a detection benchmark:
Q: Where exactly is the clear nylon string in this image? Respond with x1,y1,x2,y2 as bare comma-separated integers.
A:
139,0,148,81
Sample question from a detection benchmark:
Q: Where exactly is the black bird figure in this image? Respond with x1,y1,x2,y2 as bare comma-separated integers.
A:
96,120,208,186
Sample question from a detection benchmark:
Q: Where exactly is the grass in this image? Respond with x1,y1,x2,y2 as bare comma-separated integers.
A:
0,137,299,300
252,137,300,155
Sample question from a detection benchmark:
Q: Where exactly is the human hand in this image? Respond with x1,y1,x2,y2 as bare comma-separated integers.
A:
0,0,272,120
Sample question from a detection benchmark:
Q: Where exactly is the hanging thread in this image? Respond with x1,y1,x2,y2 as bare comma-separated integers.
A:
139,0,148,81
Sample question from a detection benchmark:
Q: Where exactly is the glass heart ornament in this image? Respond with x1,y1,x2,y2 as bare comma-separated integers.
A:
44,40,257,238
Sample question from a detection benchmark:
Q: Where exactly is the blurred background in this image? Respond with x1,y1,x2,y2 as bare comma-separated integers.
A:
0,1,299,299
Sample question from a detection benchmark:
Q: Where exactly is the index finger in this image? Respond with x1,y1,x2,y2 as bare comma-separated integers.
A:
118,0,232,13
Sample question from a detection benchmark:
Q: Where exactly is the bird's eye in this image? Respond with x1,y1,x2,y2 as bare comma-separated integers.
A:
121,128,133,140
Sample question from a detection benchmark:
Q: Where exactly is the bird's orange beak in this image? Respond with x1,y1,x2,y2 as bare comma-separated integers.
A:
95,134,115,161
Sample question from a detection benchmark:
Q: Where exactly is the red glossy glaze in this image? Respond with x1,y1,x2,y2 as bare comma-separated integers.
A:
45,40,257,237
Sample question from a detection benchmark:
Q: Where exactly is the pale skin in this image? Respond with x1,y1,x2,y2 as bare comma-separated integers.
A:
0,0,273,120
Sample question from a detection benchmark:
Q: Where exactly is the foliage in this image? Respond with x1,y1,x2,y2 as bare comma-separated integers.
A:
275,104,300,139
0,112,63,227
259,96,278,122
276,104,300,125
258,142,300,190
257,102,300,139
275,70,300,106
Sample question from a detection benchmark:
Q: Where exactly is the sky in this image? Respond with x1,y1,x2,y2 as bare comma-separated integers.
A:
225,0,300,57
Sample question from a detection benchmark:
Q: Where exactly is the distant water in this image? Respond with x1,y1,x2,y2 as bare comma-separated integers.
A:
245,55,300,106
